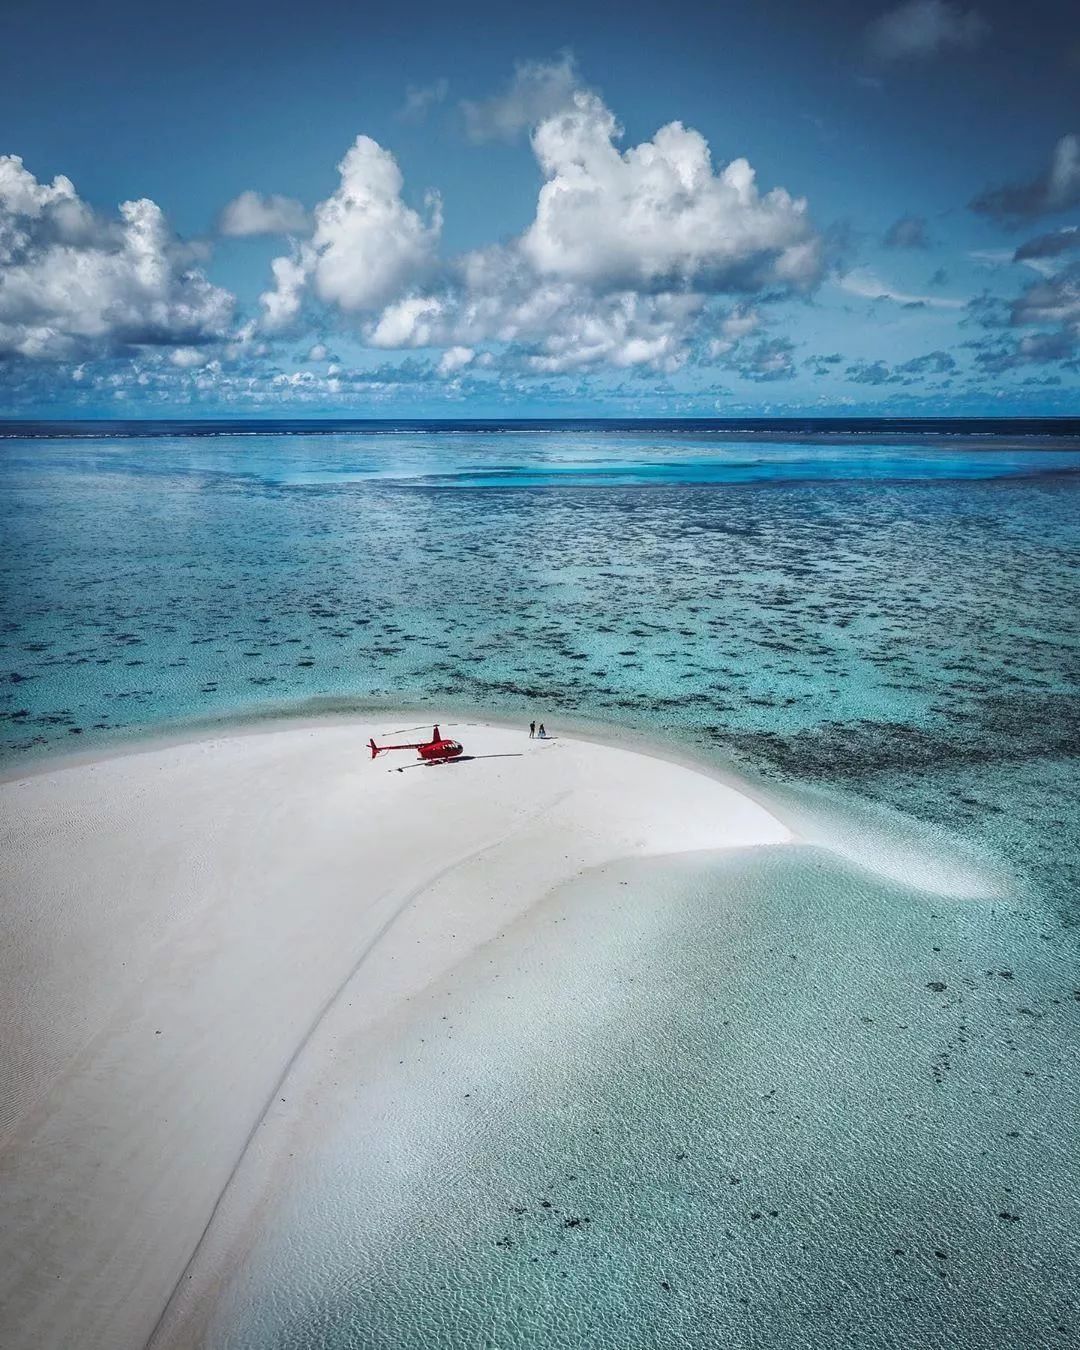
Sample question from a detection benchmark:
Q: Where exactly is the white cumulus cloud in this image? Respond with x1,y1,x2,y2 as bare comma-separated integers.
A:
259,135,440,331
259,253,309,332
368,295,446,348
521,92,822,294
520,290,701,374
311,137,441,312
437,345,474,376
218,190,310,237
0,154,233,359
368,245,705,374
256,80,822,377
169,345,210,368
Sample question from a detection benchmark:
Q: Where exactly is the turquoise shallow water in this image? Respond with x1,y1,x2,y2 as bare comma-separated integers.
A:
2,425,1079,1346
195,849,1080,1350
3,427,1079,914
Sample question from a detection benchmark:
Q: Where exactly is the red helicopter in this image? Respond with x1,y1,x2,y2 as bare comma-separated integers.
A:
369,724,464,763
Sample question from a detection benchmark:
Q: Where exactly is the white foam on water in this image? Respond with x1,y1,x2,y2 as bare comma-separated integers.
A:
736,771,1012,901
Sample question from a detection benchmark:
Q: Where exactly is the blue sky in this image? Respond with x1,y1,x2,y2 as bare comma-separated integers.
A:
1,0,1077,417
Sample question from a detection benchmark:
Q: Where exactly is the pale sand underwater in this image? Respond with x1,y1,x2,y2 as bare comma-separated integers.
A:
155,848,1080,1350
0,718,791,1350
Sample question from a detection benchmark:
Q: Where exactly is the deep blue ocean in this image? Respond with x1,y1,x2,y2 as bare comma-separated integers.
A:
2,420,1079,1349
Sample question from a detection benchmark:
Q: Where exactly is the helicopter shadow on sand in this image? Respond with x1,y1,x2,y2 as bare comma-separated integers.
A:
388,751,529,773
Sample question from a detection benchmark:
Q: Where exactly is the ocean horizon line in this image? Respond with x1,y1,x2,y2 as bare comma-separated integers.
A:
3,413,1080,442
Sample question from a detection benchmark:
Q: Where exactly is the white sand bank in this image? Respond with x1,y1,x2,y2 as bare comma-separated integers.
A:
0,719,790,1350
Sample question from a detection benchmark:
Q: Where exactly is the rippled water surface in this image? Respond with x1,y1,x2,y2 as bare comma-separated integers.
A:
3,426,1078,909
199,849,1080,1350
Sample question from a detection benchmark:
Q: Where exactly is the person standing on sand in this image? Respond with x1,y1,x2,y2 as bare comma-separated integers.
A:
538,722,546,739
529,720,536,738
